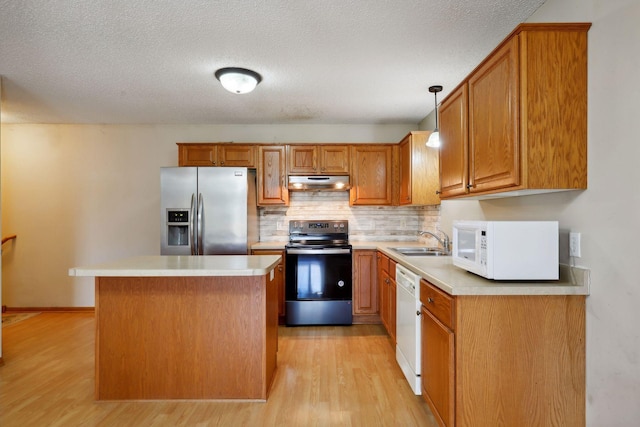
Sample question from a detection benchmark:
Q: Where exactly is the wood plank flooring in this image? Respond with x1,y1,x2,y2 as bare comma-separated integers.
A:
0,312,437,426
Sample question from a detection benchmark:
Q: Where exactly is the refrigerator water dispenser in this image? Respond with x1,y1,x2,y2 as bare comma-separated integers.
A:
167,209,189,246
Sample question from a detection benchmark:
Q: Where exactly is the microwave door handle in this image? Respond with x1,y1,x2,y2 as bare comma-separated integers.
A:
190,193,197,255
197,193,204,255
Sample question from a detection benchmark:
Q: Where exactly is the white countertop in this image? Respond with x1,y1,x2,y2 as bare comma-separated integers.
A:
68,255,282,277
252,240,590,295
367,241,590,296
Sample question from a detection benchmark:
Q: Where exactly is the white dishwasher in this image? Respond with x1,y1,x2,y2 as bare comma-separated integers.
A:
395,263,422,395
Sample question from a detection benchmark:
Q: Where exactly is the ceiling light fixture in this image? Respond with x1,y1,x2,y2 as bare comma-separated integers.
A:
426,85,443,148
214,67,262,94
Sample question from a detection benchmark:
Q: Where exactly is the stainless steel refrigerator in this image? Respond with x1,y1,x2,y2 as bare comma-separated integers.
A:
160,167,258,255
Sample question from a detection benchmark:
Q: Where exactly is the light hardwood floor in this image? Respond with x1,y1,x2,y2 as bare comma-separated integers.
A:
0,312,437,426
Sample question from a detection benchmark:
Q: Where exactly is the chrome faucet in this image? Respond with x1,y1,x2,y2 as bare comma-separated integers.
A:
418,229,451,254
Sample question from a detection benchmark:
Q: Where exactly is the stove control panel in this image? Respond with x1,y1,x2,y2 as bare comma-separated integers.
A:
289,220,348,235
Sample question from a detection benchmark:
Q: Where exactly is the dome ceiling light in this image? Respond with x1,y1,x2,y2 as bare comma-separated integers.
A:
214,67,262,94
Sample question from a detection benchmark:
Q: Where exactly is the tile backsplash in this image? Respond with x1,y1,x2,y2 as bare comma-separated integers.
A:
258,191,441,244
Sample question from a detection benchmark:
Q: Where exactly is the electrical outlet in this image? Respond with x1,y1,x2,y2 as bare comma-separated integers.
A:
569,232,581,257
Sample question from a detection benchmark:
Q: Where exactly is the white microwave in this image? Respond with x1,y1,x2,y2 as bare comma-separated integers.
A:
452,220,559,280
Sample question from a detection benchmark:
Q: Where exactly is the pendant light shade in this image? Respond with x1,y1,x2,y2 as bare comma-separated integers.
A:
426,85,443,148
215,67,262,94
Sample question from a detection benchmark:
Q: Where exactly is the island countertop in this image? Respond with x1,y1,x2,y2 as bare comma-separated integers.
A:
69,255,281,277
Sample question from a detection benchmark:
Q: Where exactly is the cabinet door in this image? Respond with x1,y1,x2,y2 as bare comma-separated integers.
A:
218,145,256,167
319,145,350,174
287,145,317,174
379,270,390,332
178,144,217,166
398,132,440,205
468,36,520,193
421,305,455,427
353,250,378,315
252,250,285,318
398,136,412,204
350,145,393,205
439,85,469,198
258,146,289,205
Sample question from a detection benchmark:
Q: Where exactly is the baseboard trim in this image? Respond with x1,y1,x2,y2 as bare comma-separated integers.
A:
3,307,95,313
352,314,382,324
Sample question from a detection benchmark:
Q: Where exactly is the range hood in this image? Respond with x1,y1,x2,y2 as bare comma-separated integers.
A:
288,175,351,191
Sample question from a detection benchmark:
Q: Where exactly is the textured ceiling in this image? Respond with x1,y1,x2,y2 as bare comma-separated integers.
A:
0,0,546,125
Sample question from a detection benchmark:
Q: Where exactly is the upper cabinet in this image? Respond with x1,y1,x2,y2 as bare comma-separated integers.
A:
257,145,289,206
438,23,591,199
178,143,256,168
287,145,350,175
398,131,440,206
350,145,394,206
439,85,469,198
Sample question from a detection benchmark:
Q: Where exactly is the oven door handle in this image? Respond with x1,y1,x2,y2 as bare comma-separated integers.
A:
286,248,352,255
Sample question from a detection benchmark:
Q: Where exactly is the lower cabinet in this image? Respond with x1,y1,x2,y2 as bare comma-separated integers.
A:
420,278,586,427
251,250,285,320
378,252,396,343
421,279,455,426
352,250,379,323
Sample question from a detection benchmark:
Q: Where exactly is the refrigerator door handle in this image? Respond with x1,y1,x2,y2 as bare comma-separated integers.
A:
197,193,204,255
190,193,197,255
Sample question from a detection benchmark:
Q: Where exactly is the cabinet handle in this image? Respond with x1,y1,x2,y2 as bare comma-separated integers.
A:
220,161,225,165
427,297,434,304
416,310,421,316
435,190,441,195
385,278,390,284
212,161,217,166
466,184,473,189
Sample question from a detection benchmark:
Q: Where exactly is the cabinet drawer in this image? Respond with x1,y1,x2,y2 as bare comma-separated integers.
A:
420,279,454,330
377,251,390,274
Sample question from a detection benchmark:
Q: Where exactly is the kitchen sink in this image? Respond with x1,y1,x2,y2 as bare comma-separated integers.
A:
389,247,450,257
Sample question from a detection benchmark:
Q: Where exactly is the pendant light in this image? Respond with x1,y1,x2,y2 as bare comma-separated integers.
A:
215,67,262,94
426,85,443,148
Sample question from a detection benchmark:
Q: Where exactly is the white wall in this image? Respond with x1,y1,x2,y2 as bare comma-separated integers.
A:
438,0,639,424
0,124,413,308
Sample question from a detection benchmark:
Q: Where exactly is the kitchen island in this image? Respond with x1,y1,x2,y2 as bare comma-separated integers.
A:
69,255,281,401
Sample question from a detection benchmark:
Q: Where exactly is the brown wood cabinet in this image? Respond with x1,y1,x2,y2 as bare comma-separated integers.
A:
419,278,586,426
94,273,278,400
421,279,455,427
177,143,256,167
438,23,590,199
439,85,469,198
352,250,378,321
287,145,350,175
252,249,285,320
350,145,394,206
378,252,396,343
257,145,289,206
398,131,440,205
